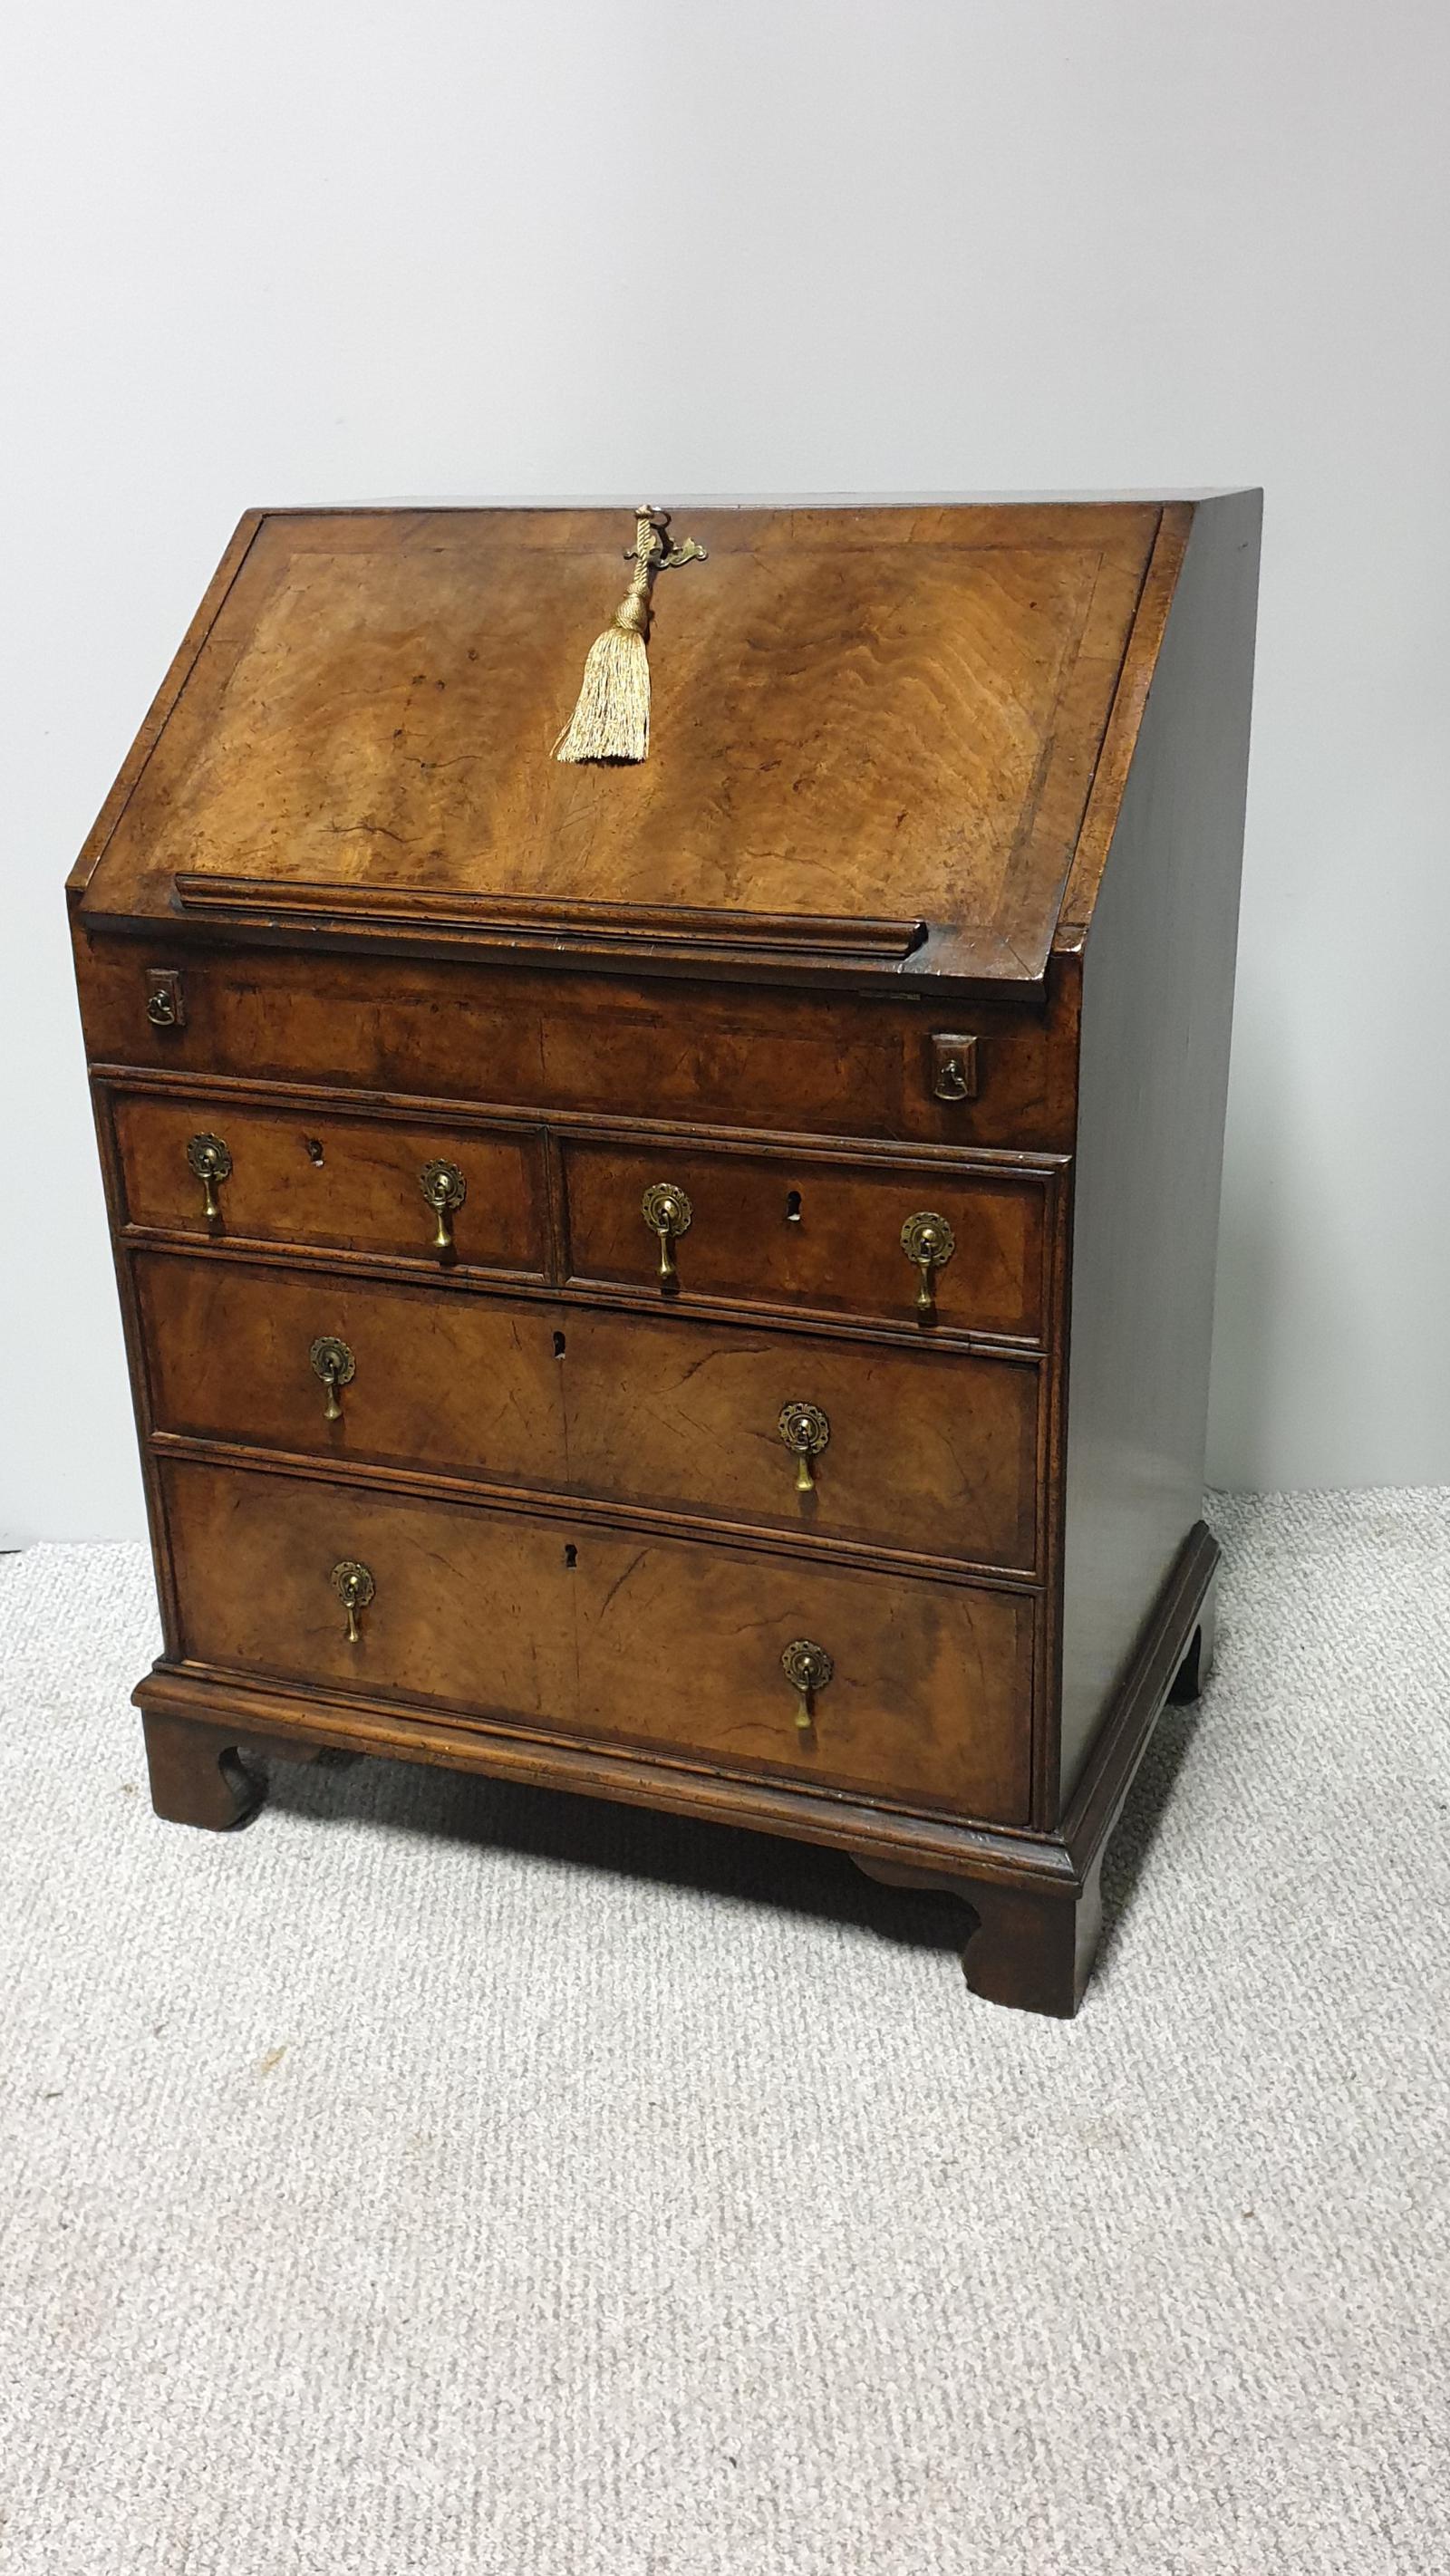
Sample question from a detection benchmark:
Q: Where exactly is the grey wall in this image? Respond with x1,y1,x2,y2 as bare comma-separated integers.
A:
5,0,1448,1539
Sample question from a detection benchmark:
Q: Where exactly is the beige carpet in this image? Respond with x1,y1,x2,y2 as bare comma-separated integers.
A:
1,1492,1446,2574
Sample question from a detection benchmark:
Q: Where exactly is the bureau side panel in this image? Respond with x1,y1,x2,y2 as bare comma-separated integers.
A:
1057,491,1261,1804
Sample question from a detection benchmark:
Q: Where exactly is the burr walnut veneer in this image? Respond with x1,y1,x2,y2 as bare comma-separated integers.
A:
70,497,1260,2014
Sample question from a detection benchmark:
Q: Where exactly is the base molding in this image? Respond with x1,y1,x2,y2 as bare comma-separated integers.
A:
133,1521,1217,2016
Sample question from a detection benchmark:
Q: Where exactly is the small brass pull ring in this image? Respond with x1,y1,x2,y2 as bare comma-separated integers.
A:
641,1182,692,1289
781,1637,833,1732
419,1159,466,1257
310,1336,355,1423
331,1558,375,1645
900,1210,956,1317
778,1400,830,1494
186,1133,231,1225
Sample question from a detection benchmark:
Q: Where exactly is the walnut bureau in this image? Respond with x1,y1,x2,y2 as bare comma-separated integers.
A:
69,497,1260,2015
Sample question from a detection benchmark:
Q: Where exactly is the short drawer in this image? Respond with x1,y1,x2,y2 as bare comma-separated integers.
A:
111,1091,548,1278
562,1138,1050,1342
137,1256,1039,1574
161,1459,1034,1822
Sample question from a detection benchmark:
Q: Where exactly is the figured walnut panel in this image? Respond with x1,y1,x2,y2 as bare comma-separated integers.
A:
161,1457,1033,1824
74,936,1070,1152
136,1255,568,1489
558,1307,1039,1574
79,504,1161,979
163,1461,575,1721
570,1528,1033,1821
137,1256,1038,1576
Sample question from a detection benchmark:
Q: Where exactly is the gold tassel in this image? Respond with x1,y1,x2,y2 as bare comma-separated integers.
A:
555,506,706,764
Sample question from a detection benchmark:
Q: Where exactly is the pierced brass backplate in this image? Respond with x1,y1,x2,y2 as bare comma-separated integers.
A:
900,1210,956,1317
778,1400,830,1493
185,1132,231,1223
418,1159,466,1256
641,1181,692,1288
310,1335,355,1423
781,1636,834,1732
330,1558,375,1645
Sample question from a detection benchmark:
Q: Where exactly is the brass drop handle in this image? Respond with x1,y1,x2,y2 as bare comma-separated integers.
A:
331,1558,374,1645
900,1210,956,1317
146,987,177,1028
641,1182,692,1288
310,1336,355,1423
186,1133,231,1225
781,1637,833,1732
419,1159,466,1257
778,1400,830,1493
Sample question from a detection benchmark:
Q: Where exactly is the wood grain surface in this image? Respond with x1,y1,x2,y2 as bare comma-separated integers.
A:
74,502,1163,984
71,492,1260,2017
74,935,1073,1151
135,1251,1040,1574
160,1456,1034,1820
112,1090,548,1277
563,1135,1048,1340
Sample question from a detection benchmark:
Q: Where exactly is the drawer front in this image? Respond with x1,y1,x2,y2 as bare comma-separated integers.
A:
161,1460,1033,1822
135,1254,567,1489
561,1307,1039,1573
75,937,1069,1152
137,1257,1038,1573
563,1139,1048,1341
165,1461,575,1722
570,1528,1032,1819
111,1092,548,1278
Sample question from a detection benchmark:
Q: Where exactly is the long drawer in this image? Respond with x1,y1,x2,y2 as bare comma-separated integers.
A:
160,1459,1034,1822
136,1253,1040,1574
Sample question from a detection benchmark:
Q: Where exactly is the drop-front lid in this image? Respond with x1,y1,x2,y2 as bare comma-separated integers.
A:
72,500,1192,989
